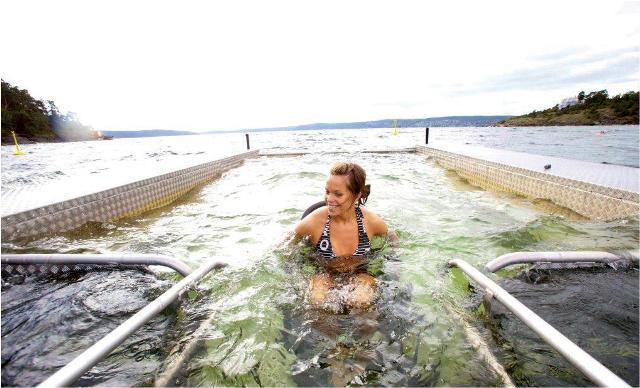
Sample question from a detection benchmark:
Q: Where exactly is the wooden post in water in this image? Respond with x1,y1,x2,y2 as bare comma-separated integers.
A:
245,133,250,150
425,127,429,144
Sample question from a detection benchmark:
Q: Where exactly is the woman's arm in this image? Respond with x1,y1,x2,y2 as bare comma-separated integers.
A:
386,229,400,246
275,213,316,250
294,214,313,239
293,206,325,243
363,208,399,246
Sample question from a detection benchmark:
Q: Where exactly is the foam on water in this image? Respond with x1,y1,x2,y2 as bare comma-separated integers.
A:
1,127,638,386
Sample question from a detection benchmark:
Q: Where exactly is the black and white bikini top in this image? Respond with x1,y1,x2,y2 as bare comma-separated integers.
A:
315,206,371,259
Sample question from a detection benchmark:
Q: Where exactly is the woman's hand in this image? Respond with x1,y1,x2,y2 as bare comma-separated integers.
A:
387,230,400,247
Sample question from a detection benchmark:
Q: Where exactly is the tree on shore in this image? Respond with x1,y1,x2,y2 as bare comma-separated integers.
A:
1,79,98,143
1,80,55,142
498,89,639,126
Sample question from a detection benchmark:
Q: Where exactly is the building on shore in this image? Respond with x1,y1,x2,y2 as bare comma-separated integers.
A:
559,96,580,109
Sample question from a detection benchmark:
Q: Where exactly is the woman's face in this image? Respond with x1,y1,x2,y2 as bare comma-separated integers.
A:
325,174,359,217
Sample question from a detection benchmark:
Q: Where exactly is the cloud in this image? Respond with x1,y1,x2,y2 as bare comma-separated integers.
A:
618,1,640,14
455,46,639,95
529,46,588,62
2,0,638,129
563,56,639,85
559,46,639,67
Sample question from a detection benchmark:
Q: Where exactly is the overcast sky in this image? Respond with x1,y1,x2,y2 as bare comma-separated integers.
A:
2,0,638,131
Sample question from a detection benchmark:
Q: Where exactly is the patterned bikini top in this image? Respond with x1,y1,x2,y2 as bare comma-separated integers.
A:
315,206,371,259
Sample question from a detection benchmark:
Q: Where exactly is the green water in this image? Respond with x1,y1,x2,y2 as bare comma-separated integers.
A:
2,152,638,386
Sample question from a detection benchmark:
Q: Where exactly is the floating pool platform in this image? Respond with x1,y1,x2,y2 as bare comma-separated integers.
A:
1,150,258,241
2,144,638,241
417,143,639,220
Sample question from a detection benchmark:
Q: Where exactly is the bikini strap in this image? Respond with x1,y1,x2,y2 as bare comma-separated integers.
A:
352,206,371,255
315,214,334,259
355,207,367,236
322,214,331,237
355,206,370,245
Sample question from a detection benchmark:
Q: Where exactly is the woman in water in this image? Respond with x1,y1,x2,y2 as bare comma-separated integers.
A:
294,162,394,310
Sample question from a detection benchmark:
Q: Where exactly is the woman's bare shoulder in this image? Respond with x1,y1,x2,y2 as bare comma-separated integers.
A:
294,206,328,238
360,207,388,236
360,206,383,221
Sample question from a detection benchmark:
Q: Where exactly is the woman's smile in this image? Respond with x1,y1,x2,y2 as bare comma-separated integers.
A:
325,175,357,218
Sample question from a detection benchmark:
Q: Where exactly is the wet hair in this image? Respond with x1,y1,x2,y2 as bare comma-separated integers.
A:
330,162,371,205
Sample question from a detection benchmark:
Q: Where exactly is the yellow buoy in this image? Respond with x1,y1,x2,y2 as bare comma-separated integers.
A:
392,119,400,136
11,131,26,155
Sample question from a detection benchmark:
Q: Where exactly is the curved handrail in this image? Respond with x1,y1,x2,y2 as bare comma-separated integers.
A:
449,259,630,387
1,254,193,277
485,250,639,273
37,259,226,387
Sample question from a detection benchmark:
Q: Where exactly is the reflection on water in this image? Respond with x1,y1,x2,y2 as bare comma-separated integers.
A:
279,267,457,386
280,242,435,386
1,128,639,385
1,270,174,387
488,267,639,387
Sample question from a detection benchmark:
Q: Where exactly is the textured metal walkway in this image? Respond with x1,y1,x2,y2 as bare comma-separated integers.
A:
1,152,243,218
427,142,639,193
1,151,258,241
417,142,639,220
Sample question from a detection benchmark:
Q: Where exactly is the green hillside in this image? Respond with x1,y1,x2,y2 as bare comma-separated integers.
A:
1,80,99,144
497,90,639,126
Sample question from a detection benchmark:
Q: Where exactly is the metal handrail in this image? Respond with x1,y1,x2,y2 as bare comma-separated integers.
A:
37,259,226,387
443,304,514,387
1,254,193,277
485,250,639,273
448,259,630,387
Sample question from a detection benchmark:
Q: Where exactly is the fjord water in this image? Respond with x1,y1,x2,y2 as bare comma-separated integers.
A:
1,126,638,386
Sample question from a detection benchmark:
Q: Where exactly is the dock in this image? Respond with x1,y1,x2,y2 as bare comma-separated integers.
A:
417,142,639,220
1,151,259,241
2,143,638,241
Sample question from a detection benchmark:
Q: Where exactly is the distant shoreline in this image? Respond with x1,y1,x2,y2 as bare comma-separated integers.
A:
496,118,637,127
1,135,108,146
99,116,513,139
5,123,637,145
101,123,638,140
1,135,62,146
497,91,638,127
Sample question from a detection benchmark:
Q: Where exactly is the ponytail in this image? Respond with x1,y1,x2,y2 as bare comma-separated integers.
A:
360,184,371,205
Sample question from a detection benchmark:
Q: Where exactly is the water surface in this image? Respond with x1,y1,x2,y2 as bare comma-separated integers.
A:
1,126,638,386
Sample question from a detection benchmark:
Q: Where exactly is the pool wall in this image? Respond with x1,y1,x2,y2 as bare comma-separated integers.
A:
1,150,258,241
3,143,637,241
416,145,639,220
